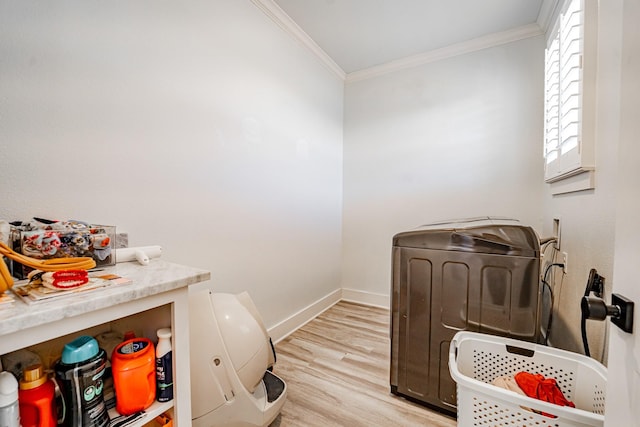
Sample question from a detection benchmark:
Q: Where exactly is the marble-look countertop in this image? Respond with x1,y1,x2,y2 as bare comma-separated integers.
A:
0,259,210,336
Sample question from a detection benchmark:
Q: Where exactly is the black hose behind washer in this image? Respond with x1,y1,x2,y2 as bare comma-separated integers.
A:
581,269,603,357
581,314,590,357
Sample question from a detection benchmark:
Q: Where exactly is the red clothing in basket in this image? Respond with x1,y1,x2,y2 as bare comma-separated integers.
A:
514,372,575,408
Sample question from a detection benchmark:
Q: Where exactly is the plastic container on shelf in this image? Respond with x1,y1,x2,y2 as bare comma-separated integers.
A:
0,371,20,427
18,364,56,427
112,337,156,415
155,328,173,402
449,331,607,427
54,336,109,427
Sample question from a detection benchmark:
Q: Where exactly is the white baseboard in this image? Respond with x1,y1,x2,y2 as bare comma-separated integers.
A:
267,288,390,343
341,288,390,309
268,288,342,343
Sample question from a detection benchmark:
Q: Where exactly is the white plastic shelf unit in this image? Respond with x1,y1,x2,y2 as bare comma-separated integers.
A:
0,259,210,426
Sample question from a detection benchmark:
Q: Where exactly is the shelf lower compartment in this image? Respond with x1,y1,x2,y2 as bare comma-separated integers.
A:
108,400,173,427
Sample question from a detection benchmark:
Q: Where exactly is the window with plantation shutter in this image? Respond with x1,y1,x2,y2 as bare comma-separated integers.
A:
544,0,595,192
544,35,560,169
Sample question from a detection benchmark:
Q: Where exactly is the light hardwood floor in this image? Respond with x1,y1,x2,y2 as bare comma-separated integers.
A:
269,301,457,427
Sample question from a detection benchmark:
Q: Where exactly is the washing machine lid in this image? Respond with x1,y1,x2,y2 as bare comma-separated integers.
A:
393,216,539,257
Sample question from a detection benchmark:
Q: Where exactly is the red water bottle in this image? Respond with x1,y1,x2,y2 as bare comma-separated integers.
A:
18,364,56,427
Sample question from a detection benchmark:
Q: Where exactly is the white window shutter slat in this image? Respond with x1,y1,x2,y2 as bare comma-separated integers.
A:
544,0,585,181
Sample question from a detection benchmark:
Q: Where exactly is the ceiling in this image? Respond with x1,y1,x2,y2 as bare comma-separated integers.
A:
268,0,552,75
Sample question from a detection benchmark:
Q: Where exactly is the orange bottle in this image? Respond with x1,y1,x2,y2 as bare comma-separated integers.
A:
18,364,56,427
111,338,156,415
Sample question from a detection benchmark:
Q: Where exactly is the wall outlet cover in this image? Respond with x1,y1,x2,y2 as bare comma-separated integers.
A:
611,293,634,333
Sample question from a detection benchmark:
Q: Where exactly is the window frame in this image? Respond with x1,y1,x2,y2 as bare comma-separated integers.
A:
543,0,596,193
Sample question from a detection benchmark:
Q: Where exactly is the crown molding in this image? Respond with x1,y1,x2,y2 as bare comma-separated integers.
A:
537,0,561,32
250,0,346,80
346,23,544,83
252,0,546,84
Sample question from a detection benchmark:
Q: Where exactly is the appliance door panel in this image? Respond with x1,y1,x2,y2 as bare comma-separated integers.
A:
391,246,539,415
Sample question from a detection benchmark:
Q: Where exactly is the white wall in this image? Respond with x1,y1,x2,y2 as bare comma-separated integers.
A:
0,0,344,328
540,0,621,361
540,2,640,423
341,36,545,297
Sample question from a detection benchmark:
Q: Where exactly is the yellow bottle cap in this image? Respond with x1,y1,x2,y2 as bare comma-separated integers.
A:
19,364,47,390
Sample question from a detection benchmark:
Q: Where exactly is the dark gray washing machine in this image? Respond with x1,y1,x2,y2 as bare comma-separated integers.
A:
389,217,541,416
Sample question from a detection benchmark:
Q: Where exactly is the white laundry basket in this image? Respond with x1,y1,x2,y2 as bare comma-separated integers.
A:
449,331,607,427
